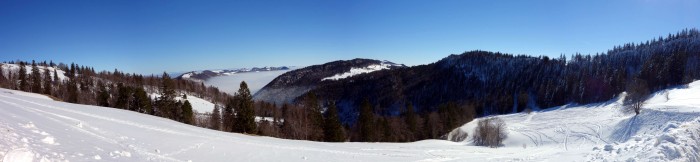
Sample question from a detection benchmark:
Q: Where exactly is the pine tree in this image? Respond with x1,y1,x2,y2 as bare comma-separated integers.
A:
358,99,375,142
30,61,42,93
210,105,222,130
115,83,132,109
304,92,324,141
18,62,28,91
223,97,235,132
324,101,345,142
181,100,194,124
96,81,110,107
233,81,256,134
157,72,176,119
405,102,417,140
0,64,5,86
42,68,52,95
131,87,153,114
52,69,59,84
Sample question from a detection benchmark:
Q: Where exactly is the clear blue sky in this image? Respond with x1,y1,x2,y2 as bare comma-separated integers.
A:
1,0,699,75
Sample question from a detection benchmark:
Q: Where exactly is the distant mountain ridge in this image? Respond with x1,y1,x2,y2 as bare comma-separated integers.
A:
176,66,290,82
253,59,406,104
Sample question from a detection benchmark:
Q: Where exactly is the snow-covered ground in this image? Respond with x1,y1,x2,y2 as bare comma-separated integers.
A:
3,81,700,161
148,93,216,113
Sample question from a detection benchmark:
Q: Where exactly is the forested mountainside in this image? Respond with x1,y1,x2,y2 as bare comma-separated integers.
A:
267,29,700,125
254,59,405,104
0,62,230,126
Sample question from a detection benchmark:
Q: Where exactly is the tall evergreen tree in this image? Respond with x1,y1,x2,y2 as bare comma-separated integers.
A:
96,81,110,107
210,105,222,130
157,72,177,119
358,99,375,142
115,83,133,109
233,81,256,134
52,69,59,84
30,61,42,93
18,62,28,91
181,100,194,124
42,68,52,95
304,92,324,141
131,87,153,114
223,97,235,132
0,64,5,86
324,101,345,142
405,102,417,140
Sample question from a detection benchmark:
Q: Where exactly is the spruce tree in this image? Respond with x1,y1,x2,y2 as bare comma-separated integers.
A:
30,61,42,93
304,92,324,141
405,102,417,140
96,81,110,107
0,64,5,86
210,105,222,130
18,62,28,91
233,81,256,134
157,72,176,119
42,68,52,95
115,83,132,109
358,99,375,142
324,101,345,142
52,69,59,84
131,87,153,114
223,97,235,132
181,100,194,124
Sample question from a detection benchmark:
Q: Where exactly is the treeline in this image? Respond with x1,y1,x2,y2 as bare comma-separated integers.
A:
196,83,476,142
0,61,230,126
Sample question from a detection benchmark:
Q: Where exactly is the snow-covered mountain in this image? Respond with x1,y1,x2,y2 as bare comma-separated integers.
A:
254,59,405,104
176,66,290,82
3,80,700,161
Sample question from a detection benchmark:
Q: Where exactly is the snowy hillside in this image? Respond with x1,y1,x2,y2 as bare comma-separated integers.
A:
321,61,403,81
449,81,700,161
1,63,69,82
3,81,700,161
148,93,216,113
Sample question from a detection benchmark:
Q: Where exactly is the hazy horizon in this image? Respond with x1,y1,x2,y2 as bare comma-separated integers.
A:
1,0,699,74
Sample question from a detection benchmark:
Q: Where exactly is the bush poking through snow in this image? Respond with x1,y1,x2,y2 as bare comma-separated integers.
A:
624,78,649,115
472,117,507,147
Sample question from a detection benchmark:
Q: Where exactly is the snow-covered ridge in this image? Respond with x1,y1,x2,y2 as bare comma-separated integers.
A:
1,63,69,82
321,61,403,81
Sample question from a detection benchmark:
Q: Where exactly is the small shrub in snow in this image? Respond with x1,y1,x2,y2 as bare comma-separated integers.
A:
472,117,507,148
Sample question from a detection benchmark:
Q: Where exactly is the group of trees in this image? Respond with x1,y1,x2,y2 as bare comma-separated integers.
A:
0,61,228,127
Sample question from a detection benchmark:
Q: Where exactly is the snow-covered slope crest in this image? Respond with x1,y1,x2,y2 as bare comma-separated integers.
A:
1,63,69,82
321,61,403,81
448,80,700,161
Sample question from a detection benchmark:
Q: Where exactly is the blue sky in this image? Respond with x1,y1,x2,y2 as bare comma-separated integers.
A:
1,0,699,74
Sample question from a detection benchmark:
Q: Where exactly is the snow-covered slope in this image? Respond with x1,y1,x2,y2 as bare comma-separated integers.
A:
4,81,700,161
321,61,401,81
449,81,700,161
1,63,69,82
148,93,216,113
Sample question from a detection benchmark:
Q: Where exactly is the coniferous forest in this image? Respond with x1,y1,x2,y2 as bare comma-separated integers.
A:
2,29,700,143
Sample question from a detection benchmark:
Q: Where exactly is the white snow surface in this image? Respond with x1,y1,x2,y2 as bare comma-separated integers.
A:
321,63,392,81
148,93,216,113
3,80,700,161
